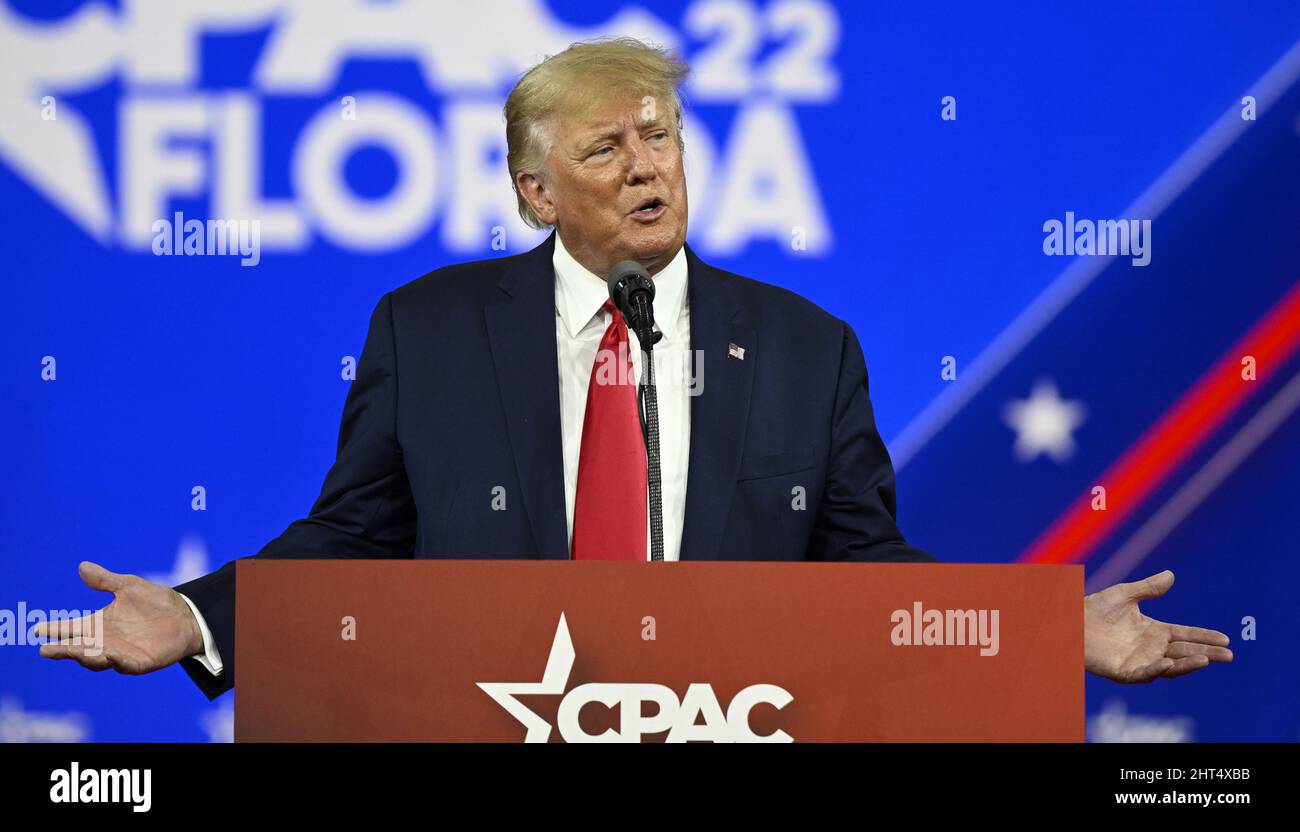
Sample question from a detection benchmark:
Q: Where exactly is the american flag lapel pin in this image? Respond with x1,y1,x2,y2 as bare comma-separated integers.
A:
727,342,745,360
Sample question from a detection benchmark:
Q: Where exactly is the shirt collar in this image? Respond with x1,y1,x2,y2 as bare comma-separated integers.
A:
553,231,688,341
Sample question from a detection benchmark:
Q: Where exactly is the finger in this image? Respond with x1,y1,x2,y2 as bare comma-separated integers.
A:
78,561,130,593
38,642,73,660
1160,655,1210,679
1128,570,1175,601
1132,657,1175,683
103,649,149,675
32,612,101,640
1166,641,1233,662
1167,624,1230,647
38,641,114,672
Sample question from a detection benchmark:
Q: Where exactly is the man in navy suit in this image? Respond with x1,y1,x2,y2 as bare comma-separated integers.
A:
37,38,1232,698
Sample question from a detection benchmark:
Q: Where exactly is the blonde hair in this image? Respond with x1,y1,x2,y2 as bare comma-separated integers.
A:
504,37,689,229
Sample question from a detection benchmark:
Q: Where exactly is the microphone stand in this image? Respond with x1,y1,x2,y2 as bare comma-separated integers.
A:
631,295,665,563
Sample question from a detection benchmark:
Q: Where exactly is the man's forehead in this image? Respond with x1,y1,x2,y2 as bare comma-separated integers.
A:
578,113,667,138
555,90,669,140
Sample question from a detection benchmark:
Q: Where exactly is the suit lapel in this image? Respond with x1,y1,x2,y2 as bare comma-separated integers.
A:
483,233,570,559
679,244,755,561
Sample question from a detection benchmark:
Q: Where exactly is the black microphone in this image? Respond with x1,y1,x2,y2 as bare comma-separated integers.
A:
606,260,661,350
606,259,665,561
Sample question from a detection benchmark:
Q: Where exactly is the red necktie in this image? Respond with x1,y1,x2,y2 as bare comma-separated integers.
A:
572,300,647,560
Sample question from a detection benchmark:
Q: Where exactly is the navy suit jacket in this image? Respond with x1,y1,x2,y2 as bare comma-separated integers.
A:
175,231,934,699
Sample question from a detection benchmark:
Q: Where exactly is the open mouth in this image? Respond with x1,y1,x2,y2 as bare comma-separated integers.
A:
630,197,666,217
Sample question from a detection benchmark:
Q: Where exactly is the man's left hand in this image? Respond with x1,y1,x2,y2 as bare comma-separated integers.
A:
1084,570,1233,683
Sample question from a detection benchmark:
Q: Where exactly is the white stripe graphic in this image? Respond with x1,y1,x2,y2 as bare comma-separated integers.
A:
889,37,1300,471
1086,370,1300,592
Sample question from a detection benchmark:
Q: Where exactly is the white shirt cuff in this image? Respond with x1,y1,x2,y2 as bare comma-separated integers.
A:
178,593,224,676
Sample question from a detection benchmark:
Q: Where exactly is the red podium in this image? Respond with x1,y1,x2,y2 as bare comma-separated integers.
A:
234,560,1083,742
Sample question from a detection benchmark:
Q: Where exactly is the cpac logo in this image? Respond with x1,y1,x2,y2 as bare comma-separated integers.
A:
478,613,794,743
0,0,835,257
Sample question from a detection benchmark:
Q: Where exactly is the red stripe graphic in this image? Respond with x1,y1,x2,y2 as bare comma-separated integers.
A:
1019,279,1300,565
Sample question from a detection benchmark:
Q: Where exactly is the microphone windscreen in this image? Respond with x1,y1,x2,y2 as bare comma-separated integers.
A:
607,260,653,307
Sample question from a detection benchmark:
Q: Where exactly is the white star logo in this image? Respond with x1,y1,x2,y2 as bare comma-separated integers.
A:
477,613,576,743
1003,379,1087,462
144,535,210,586
200,702,234,743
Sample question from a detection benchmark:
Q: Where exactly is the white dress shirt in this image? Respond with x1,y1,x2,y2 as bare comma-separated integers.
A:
184,234,693,675
553,233,691,563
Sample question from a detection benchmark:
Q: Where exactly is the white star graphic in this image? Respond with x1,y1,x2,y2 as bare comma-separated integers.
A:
1003,379,1087,462
477,613,575,743
200,702,234,743
144,535,210,586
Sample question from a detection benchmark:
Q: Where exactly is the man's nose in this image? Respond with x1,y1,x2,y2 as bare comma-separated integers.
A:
624,136,658,183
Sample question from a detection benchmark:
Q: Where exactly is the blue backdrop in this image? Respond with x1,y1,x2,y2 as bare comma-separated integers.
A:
2,0,1297,742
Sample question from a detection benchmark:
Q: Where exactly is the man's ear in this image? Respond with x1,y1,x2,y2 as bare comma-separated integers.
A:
516,172,558,226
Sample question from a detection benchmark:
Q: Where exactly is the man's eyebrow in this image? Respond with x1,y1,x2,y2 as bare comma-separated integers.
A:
575,118,670,150
576,126,622,149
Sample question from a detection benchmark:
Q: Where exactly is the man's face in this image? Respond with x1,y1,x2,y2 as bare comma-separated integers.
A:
518,88,689,277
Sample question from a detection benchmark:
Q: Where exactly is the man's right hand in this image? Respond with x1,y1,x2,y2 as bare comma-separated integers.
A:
35,561,204,675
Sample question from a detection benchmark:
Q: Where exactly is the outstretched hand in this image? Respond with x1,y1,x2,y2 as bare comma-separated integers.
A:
1084,570,1232,683
35,561,203,675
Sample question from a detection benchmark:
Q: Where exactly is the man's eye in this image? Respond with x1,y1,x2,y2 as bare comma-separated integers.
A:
592,146,613,157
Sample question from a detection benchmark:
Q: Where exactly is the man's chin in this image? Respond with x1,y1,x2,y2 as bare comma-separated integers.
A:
621,225,685,267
